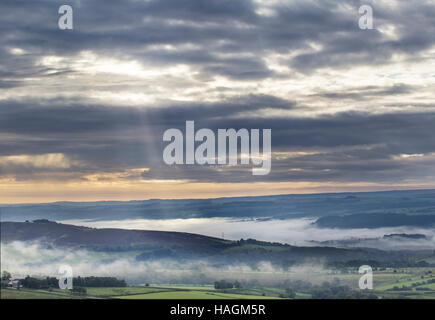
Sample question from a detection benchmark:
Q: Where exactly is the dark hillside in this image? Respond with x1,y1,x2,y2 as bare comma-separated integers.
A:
0,220,422,266
0,220,228,251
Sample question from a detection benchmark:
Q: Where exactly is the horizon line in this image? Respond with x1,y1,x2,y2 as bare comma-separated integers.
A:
2,187,434,206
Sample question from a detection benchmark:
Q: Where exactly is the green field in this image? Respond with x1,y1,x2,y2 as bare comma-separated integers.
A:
2,267,434,300
83,286,170,297
373,273,434,292
1,286,281,300
0,289,77,299
415,282,435,290
157,285,216,291
115,290,279,299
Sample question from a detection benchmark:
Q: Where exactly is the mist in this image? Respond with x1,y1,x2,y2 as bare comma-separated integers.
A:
62,217,435,251
0,240,340,287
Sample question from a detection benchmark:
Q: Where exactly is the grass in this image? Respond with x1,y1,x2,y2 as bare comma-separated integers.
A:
115,290,279,299
374,290,435,299
415,282,435,290
0,289,77,299
2,267,433,300
375,276,434,291
115,291,224,299
1,286,281,300
84,286,170,297
157,285,215,291
208,292,279,299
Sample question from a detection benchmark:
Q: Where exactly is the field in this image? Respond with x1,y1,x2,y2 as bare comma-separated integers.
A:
115,290,279,299
0,289,78,299
1,267,434,300
331,268,435,299
80,286,170,297
0,286,279,300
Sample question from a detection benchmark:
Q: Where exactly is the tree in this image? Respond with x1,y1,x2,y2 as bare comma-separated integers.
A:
234,281,242,289
285,288,296,299
214,280,234,289
1,271,12,280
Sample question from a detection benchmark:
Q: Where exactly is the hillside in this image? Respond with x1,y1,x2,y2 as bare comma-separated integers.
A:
0,220,227,251
1,189,435,228
314,213,435,229
0,220,424,266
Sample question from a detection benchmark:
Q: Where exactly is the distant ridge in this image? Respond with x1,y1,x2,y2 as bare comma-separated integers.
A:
1,189,434,225
2,188,434,206
314,213,435,229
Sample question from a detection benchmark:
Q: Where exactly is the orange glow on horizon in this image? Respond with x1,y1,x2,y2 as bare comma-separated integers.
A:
1,179,434,204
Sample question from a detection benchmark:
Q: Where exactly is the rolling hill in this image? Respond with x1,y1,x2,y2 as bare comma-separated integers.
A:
1,189,434,229
0,220,426,266
314,213,435,229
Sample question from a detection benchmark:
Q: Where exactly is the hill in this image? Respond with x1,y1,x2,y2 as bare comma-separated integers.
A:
1,189,435,229
0,220,424,267
314,213,435,229
0,219,227,251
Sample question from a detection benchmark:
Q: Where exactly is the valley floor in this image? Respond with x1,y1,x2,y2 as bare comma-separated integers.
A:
2,267,434,300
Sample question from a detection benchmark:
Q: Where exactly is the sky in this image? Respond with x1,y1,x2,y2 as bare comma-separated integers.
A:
1,0,435,203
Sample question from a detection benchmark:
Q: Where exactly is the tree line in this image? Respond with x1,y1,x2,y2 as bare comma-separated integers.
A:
19,275,126,289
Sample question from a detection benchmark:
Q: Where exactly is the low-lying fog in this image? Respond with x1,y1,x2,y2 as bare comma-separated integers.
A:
63,217,435,251
1,240,339,286
2,218,434,284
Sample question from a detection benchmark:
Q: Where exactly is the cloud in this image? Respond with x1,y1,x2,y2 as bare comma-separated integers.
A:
1,97,434,184
0,153,79,170
1,0,435,80
1,0,434,195
310,84,415,101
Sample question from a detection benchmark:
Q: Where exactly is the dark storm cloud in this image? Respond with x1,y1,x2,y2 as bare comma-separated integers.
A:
1,97,434,183
0,95,295,135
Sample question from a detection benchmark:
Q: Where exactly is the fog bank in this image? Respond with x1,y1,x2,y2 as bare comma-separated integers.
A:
63,217,435,250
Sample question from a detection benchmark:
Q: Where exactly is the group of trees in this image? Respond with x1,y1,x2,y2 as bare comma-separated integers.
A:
279,279,379,299
73,276,127,287
311,287,377,299
1,271,12,281
387,278,435,292
305,281,376,299
279,288,296,298
214,280,242,289
22,276,58,289
17,275,126,290
1,271,12,288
